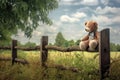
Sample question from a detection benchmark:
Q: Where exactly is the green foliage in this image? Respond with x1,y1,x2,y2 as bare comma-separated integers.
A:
75,39,80,45
0,39,11,46
68,40,75,46
54,32,76,47
17,41,36,48
23,42,36,48
110,43,120,51
55,32,66,47
0,0,58,40
116,44,120,51
110,43,117,51
49,43,53,46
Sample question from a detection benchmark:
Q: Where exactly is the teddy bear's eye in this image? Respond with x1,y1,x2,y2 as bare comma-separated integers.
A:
85,22,87,25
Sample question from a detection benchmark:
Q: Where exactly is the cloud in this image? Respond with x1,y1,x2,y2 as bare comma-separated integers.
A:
92,15,120,26
60,15,79,23
61,0,74,2
60,12,87,23
72,12,87,18
60,0,99,6
32,31,42,37
110,27,120,44
95,6,120,15
81,0,99,6
101,0,109,5
63,9,69,12
93,6,120,27
59,0,75,5
116,0,120,3
92,15,110,25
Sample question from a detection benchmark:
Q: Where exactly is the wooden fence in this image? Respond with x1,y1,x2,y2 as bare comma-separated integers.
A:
0,28,110,80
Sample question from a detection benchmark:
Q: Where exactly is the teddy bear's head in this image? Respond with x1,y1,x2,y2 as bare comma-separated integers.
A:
85,21,98,32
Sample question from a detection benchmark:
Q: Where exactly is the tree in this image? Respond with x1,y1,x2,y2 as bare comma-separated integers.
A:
75,40,81,45
0,39,11,46
64,40,69,47
23,42,36,48
116,44,120,51
68,40,75,46
55,32,66,47
0,0,58,41
110,43,117,51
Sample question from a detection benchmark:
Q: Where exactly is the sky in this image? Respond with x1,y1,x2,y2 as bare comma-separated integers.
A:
13,0,120,45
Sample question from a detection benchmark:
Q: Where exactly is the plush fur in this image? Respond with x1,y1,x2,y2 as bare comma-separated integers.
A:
79,20,99,51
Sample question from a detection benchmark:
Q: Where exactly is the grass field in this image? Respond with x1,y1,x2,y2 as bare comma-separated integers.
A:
0,50,120,80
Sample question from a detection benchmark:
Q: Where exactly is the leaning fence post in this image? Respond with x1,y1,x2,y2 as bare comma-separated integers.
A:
99,28,110,80
11,40,17,65
41,36,48,66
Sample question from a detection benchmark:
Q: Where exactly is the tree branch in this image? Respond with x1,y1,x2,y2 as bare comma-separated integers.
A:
45,45,98,52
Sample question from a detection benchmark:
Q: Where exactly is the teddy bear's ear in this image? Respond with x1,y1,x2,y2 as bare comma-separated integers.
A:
85,22,87,25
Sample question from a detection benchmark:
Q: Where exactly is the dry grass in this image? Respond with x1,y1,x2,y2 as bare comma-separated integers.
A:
0,50,120,80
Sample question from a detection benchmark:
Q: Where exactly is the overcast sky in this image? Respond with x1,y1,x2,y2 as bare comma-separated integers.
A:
14,0,120,45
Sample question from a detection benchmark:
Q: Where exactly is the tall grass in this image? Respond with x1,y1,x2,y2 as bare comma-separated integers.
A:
0,50,120,80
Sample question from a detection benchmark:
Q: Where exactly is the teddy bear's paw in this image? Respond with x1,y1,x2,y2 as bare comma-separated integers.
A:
79,42,87,51
88,47,95,51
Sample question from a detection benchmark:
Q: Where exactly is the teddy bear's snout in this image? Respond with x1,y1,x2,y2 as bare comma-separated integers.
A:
85,28,88,32
85,27,90,32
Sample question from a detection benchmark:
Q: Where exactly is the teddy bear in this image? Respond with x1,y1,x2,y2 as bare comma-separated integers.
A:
79,20,99,51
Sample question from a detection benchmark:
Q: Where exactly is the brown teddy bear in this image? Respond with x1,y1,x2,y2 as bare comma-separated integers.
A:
79,20,99,51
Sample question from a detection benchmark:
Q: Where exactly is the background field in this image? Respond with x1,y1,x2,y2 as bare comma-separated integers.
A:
0,50,120,80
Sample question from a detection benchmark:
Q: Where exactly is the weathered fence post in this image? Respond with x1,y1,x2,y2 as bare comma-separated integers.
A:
11,40,17,65
99,28,110,80
41,36,48,66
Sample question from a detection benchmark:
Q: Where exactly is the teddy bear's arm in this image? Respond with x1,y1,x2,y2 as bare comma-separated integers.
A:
81,35,89,41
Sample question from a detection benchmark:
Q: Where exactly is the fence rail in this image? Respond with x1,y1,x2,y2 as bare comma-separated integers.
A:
46,45,98,52
0,46,11,50
0,28,110,80
0,46,40,51
0,45,98,52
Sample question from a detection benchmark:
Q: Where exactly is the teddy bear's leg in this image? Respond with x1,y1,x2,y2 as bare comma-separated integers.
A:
79,41,89,51
89,40,98,51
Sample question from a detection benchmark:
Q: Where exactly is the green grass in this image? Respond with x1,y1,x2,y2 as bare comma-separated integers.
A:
0,50,120,80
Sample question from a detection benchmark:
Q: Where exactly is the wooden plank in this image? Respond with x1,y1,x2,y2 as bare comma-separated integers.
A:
0,46,11,50
15,46,40,51
0,45,98,52
99,28,110,80
11,40,17,65
41,36,48,66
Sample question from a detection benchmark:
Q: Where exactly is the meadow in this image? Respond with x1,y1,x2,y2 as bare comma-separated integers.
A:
0,50,120,80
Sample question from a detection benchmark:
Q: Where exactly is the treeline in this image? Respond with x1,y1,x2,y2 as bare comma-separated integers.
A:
0,40,37,48
110,43,120,51
52,32,120,51
0,32,120,51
